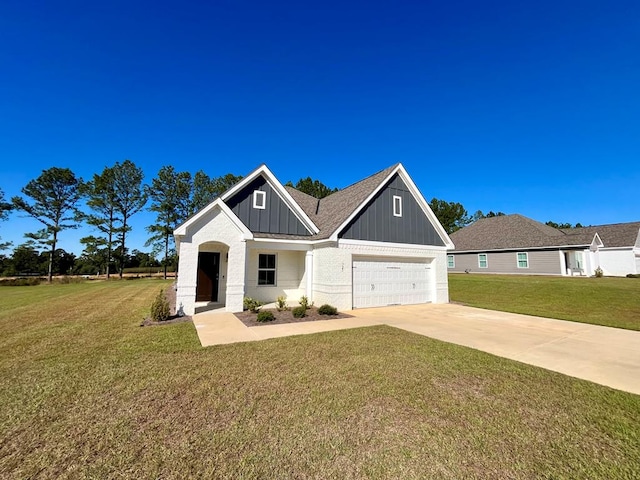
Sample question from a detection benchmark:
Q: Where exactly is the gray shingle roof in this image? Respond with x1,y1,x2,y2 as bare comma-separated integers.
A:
450,214,640,252
561,222,640,248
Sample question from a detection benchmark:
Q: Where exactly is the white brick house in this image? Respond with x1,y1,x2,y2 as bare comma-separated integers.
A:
174,164,454,314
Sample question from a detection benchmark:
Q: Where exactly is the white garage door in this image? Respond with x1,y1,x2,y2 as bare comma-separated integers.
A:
352,259,431,309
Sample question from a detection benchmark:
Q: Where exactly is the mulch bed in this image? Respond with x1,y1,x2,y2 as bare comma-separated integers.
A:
140,283,193,327
140,284,351,327
235,307,353,327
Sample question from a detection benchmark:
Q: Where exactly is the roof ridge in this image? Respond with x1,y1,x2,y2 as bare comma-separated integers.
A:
331,163,399,194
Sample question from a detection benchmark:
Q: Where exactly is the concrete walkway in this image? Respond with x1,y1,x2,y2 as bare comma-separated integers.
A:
193,304,640,395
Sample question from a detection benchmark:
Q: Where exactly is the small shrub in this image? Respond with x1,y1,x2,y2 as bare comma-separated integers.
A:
256,310,275,322
299,295,313,310
150,288,170,322
292,306,307,318
594,267,603,278
243,297,263,313
276,295,289,311
318,304,338,315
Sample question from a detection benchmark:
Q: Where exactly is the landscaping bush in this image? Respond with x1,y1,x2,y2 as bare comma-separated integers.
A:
276,295,289,311
292,306,307,318
150,288,170,322
318,304,338,315
594,267,604,278
243,297,263,313
256,310,275,322
299,295,313,310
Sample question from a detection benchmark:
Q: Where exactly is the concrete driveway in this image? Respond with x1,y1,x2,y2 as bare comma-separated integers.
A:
193,303,640,395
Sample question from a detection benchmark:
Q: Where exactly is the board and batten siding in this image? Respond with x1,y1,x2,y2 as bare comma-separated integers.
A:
449,250,563,275
340,173,445,246
225,176,311,236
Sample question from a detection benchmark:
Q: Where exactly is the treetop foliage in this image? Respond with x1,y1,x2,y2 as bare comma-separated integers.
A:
428,198,470,234
545,221,584,229
11,167,83,231
285,177,338,199
0,188,11,221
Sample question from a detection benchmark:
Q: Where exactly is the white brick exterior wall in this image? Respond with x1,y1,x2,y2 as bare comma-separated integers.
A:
176,206,247,315
312,246,353,310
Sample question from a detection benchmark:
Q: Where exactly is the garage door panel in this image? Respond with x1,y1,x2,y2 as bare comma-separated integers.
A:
353,259,431,308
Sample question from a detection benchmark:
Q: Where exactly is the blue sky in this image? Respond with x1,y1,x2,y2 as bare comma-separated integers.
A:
1,0,639,256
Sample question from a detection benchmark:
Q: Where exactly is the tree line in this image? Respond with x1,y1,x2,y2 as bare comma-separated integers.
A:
0,164,581,281
0,162,242,281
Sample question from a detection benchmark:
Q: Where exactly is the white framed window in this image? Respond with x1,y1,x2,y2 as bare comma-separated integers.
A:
478,253,488,268
517,252,529,268
258,254,276,286
253,190,266,209
447,255,455,268
393,195,402,217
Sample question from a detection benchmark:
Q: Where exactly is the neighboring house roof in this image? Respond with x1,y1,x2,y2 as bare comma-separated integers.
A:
450,214,640,252
561,222,640,249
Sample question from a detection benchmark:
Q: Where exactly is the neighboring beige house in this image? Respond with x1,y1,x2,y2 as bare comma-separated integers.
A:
174,164,454,315
448,214,640,277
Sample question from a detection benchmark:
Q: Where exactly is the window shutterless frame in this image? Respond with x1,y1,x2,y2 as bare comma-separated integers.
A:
258,253,276,285
478,253,488,268
393,195,402,217
253,190,266,209
517,252,529,268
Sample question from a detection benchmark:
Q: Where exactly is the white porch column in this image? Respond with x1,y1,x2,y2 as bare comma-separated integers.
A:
225,239,247,312
559,251,567,276
305,250,314,303
176,240,198,316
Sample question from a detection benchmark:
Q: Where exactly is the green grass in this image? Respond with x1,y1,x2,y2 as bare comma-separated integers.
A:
1,280,639,479
449,274,640,331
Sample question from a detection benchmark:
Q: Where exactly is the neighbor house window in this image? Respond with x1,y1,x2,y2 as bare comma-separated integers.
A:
447,255,455,268
393,195,402,217
258,254,276,285
517,252,529,268
478,253,488,268
253,190,266,209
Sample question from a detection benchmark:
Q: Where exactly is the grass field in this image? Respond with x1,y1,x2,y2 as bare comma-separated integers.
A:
1,279,639,479
449,274,640,331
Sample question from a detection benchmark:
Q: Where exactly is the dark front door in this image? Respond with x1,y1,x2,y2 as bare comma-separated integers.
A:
196,252,220,302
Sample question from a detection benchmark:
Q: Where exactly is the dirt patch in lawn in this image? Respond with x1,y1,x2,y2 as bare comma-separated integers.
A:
140,283,193,326
235,307,353,327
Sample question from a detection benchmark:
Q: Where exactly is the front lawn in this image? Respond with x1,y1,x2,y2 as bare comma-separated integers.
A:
449,274,640,331
1,280,638,479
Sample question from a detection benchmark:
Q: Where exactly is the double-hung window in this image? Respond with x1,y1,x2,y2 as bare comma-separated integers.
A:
517,252,529,268
478,253,488,268
447,255,455,268
258,254,276,285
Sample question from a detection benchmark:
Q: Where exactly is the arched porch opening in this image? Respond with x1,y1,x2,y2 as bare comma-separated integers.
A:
195,241,230,313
